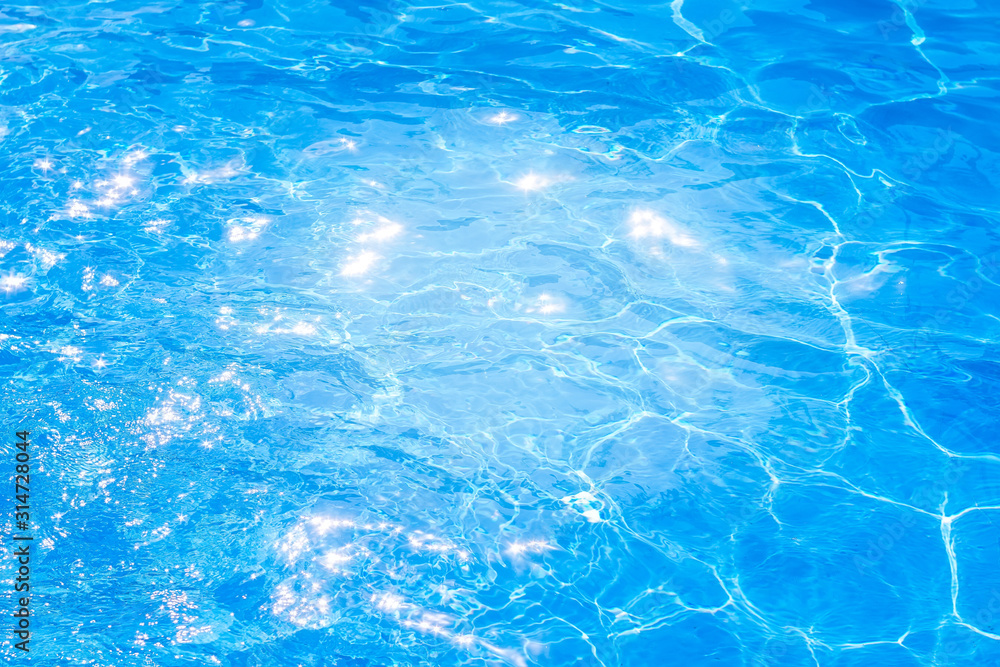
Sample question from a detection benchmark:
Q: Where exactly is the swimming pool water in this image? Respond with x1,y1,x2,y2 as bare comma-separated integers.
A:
2,0,1000,665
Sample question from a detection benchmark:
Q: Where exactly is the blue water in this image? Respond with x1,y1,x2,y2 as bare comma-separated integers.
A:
2,0,999,664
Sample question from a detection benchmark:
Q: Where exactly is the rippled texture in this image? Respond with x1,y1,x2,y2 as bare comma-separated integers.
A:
2,0,999,664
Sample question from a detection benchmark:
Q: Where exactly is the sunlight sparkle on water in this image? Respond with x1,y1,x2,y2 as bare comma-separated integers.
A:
488,110,518,125
340,250,380,276
627,208,699,247
356,219,402,243
0,272,27,293
514,172,551,191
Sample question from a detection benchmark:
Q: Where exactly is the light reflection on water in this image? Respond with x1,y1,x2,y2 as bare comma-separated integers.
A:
1,0,998,665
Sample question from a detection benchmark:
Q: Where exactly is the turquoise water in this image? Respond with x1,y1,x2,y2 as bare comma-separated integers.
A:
2,0,1000,665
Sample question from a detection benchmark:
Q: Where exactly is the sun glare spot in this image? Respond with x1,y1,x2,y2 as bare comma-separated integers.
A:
356,219,402,243
374,593,404,613
227,216,268,242
0,272,27,294
526,293,566,315
340,250,380,277
506,540,555,557
123,150,148,165
67,200,92,218
627,208,699,247
514,172,551,191
144,219,169,232
488,110,518,125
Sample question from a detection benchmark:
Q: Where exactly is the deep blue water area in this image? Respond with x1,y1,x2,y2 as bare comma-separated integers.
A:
2,0,1000,665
